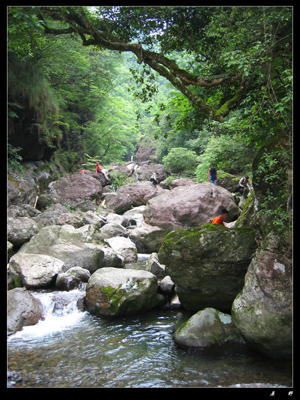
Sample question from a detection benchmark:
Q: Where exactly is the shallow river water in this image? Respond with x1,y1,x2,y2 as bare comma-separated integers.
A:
7,286,292,389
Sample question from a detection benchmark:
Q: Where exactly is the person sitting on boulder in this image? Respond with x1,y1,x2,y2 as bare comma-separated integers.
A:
211,209,229,226
96,161,109,182
150,172,159,186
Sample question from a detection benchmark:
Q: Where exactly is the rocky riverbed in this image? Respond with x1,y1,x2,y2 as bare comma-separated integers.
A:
7,159,292,367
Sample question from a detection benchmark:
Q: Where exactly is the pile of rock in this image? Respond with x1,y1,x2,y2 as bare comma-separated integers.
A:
7,155,292,361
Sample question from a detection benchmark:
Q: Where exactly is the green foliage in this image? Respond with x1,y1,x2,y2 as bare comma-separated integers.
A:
7,144,23,172
162,147,198,175
255,147,292,233
8,7,46,59
54,149,81,173
195,133,255,182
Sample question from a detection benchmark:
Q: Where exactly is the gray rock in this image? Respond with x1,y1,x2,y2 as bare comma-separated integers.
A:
8,253,65,289
129,222,167,253
55,273,82,291
105,236,137,263
145,253,166,278
7,217,39,247
173,307,245,349
66,266,91,282
100,222,128,239
18,224,124,272
159,275,175,295
7,288,44,335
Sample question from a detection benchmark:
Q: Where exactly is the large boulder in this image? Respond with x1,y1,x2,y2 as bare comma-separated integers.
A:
84,267,162,316
144,182,240,233
7,217,39,248
39,173,102,211
137,163,167,182
173,307,245,349
17,224,124,273
231,249,292,360
168,178,195,190
7,288,44,335
105,181,167,214
158,224,256,311
8,253,65,289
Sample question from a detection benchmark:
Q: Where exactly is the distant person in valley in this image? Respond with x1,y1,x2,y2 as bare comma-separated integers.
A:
96,161,109,182
150,172,159,187
211,209,229,226
208,164,217,185
234,176,251,195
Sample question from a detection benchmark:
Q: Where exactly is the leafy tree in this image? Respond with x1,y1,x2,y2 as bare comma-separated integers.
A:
162,147,198,175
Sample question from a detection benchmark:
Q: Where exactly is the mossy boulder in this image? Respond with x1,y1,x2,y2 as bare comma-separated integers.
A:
158,224,257,312
84,267,163,316
231,249,292,360
173,307,245,349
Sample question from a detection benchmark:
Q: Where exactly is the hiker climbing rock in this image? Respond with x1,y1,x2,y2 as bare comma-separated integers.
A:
211,208,229,226
150,172,159,187
234,176,251,196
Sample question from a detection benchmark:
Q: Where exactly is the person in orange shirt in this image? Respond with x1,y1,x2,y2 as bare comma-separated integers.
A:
211,209,229,226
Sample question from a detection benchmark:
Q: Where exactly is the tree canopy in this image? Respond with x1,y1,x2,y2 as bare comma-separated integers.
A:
33,6,291,124
8,6,292,174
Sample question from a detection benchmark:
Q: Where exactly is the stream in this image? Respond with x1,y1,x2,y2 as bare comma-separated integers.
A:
7,279,292,388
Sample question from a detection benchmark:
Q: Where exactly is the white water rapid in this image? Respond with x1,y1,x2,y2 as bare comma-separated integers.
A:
8,287,87,341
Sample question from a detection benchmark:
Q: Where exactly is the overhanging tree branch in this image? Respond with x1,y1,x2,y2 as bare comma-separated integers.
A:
40,6,249,122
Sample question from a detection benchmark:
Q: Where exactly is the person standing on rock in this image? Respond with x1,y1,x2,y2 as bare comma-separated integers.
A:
211,209,229,226
96,161,109,182
208,164,217,185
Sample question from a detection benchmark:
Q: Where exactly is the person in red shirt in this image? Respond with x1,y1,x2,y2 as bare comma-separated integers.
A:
96,161,109,181
96,161,102,173
211,209,229,226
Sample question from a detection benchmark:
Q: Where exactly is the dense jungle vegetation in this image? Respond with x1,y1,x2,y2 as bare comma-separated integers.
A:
8,6,292,229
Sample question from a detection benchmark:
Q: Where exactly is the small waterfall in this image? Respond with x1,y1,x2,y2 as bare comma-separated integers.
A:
8,287,87,341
